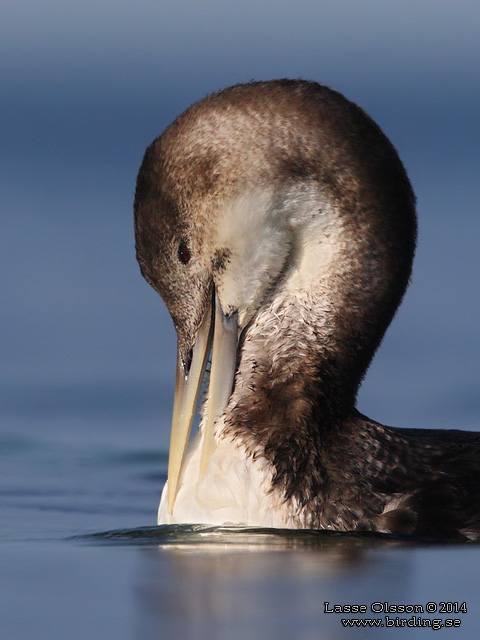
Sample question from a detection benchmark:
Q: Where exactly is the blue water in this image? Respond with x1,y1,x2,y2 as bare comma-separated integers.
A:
2,1,480,638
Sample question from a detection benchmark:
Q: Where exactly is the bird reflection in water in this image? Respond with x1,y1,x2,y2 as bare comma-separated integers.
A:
129,526,413,640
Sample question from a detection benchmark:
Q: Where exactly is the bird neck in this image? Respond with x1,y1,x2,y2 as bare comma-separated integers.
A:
217,184,414,506
220,231,377,504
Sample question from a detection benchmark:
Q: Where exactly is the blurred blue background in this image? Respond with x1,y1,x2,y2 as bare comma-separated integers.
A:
1,2,480,639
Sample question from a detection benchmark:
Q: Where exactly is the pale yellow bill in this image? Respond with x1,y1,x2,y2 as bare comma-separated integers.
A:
167,306,212,513
167,294,239,514
199,295,238,473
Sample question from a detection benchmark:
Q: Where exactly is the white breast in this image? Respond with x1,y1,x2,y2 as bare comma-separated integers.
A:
158,424,296,527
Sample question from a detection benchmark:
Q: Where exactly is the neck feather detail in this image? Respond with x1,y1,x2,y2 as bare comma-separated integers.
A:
219,190,414,509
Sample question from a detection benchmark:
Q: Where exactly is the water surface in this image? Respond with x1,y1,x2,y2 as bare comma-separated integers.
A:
3,408,480,640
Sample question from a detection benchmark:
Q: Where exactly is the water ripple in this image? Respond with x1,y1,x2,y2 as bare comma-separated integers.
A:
76,524,465,550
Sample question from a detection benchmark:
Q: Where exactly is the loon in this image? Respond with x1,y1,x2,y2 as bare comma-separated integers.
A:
134,79,480,541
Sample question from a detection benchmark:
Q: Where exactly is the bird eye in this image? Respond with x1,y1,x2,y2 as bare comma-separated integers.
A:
178,241,191,265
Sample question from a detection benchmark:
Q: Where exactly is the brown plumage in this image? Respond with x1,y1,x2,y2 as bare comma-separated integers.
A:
134,80,480,540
